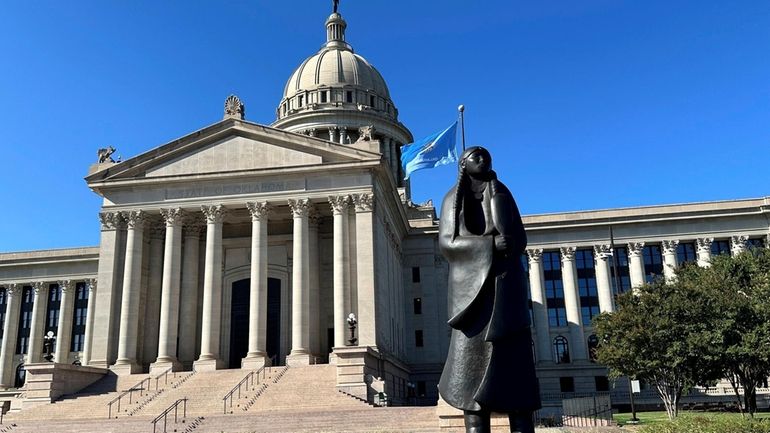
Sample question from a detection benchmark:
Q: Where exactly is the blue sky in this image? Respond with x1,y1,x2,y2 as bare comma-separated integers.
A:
1,1,768,252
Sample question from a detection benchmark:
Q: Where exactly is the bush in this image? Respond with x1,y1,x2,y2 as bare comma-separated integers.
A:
640,414,770,433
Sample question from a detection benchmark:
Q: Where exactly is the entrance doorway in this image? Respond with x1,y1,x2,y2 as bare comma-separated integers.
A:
228,278,282,368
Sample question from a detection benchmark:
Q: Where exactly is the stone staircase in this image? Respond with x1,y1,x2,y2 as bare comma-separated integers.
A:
0,365,457,432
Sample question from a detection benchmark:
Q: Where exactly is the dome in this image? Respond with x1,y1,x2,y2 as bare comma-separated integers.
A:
282,49,391,101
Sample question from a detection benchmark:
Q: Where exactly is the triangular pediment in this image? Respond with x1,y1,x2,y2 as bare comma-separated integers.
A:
86,119,380,183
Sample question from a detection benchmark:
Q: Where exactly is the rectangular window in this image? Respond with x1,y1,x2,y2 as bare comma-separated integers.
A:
346,91,353,103
320,91,327,103
676,242,697,264
543,251,567,327
576,249,600,325
297,95,304,107
610,247,631,294
595,376,610,392
415,330,424,347
711,240,731,256
748,238,765,249
71,282,89,352
370,95,376,107
643,245,664,283
16,286,34,355
412,267,421,283
413,298,422,315
45,284,61,336
559,377,575,393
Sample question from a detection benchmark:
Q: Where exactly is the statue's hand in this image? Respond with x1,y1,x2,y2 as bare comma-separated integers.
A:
494,235,512,252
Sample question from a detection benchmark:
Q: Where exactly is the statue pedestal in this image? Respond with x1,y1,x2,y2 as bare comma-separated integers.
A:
436,396,513,430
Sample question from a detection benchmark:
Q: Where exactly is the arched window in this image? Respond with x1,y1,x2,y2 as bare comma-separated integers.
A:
588,334,600,362
14,363,26,389
553,336,570,364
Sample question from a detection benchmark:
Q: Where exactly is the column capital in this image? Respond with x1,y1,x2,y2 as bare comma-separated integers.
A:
696,237,714,253
352,193,374,212
182,215,205,236
526,248,543,263
99,211,124,231
328,195,351,215
288,198,310,218
661,240,680,255
308,207,322,227
627,242,645,257
122,210,147,230
593,244,613,260
160,208,185,227
58,280,74,293
201,204,228,224
2,283,20,297
85,278,97,293
31,281,47,294
246,201,271,222
731,235,749,252
560,246,577,261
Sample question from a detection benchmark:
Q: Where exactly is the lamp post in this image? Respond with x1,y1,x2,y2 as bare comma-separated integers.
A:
346,313,357,346
43,331,56,362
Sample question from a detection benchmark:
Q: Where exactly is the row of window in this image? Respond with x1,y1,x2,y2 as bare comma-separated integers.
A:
0,283,89,355
280,88,394,117
559,376,610,393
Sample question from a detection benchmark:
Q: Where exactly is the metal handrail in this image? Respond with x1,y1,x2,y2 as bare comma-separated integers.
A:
106,377,151,419
151,398,188,433
154,367,173,390
222,366,266,414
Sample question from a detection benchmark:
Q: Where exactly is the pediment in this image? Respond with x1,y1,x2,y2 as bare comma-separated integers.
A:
86,119,380,183
145,135,322,177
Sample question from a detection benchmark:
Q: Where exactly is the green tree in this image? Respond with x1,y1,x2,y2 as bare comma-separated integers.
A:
593,279,722,420
678,248,770,417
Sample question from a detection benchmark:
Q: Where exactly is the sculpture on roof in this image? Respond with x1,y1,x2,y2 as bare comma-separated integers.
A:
333,0,339,13
357,125,375,142
224,94,245,120
97,146,116,163
438,146,540,433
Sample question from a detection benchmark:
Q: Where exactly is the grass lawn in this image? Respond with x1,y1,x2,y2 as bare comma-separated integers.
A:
614,411,770,426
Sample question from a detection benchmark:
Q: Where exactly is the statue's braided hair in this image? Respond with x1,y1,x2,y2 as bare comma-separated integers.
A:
451,146,497,240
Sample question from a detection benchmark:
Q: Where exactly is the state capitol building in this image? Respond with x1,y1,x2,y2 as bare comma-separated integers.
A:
0,7,768,411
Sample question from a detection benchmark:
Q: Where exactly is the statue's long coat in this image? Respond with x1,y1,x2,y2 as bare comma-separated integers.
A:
437,180,541,413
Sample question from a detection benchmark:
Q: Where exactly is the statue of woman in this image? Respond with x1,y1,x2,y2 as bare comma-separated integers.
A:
438,146,540,433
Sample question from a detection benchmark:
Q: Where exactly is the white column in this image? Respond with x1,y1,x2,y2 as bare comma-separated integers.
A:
526,249,552,364
89,211,125,368
696,238,714,267
142,223,165,367
731,235,749,256
627,242,646,289
0,284,21,389
114,210,145,374
26,281,48,364
353,193,377,347
340,127,347,144
661,240,679,282
593,245,615,313
328,127,337,143
287,199,311,365
308,209,321,358
329,195,351,349
178,218,202,366
243,202,270,369
55,280,75,364
152,208,184,372
194,205,227,371
560,247,587,362
82,278,97,365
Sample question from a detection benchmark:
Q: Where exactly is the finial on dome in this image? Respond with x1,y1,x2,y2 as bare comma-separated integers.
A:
224,94,245,120
333,0,339,14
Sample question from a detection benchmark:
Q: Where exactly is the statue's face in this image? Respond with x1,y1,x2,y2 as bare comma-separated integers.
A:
462,149,492,176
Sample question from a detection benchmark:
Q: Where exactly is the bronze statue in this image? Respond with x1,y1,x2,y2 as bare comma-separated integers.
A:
438,146,540,433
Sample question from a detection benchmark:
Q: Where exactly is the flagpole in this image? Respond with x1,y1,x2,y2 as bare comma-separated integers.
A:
458,104,466,151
